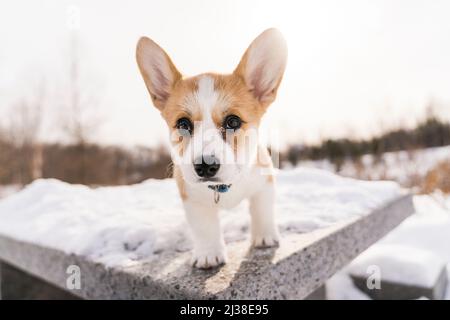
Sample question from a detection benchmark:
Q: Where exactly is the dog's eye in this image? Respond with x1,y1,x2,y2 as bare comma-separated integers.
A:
175,117,193,136
223,115,242,131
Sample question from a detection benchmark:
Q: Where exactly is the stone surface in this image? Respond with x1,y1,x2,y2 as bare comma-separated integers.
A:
304,285,326,300
351,266,448,300
0,262,79,300
0,195,413,300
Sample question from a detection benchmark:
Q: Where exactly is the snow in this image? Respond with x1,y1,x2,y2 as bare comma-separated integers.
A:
0,185,21,200
292,146,450,299
298,145,450,186
347,244,445,287
326,271,371,300
327,193,450,299
0,167,403,267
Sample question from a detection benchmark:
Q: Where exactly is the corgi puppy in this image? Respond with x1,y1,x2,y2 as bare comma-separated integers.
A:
136,28,287,269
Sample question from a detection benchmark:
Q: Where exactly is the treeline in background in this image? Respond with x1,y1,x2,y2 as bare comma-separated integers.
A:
1,106,449,188
283,110,450,168
0,39,171,187
1,39,449,189
0,140,171,186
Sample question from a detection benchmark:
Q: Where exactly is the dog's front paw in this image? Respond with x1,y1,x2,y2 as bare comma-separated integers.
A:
191,247,227,269
252,232,280,248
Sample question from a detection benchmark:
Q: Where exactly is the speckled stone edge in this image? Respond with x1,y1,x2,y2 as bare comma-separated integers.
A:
0,194,414,300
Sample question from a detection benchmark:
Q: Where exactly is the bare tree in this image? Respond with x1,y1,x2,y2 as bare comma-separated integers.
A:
0,125,12,184
63,36,103,144
60,35,105,184
6,82,45,184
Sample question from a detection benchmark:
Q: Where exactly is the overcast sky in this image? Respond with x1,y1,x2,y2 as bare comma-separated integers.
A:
1,0,450,147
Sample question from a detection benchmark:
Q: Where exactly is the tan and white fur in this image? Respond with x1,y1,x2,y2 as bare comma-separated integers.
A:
136,29,287,269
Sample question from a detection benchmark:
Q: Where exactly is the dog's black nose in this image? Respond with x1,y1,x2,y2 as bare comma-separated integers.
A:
194,155,220,178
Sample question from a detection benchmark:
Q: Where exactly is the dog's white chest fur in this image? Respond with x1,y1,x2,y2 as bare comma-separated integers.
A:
181,163,279,269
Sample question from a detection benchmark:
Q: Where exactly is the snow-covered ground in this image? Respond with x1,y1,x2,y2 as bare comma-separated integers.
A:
327,193,450,300
0,185,21,200
297,145,450,187
295,146,450,299
0,146,449,299
0,168,402,267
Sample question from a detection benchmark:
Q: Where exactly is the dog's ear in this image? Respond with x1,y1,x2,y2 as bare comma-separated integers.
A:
234,28,287,108
136,37,182,111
